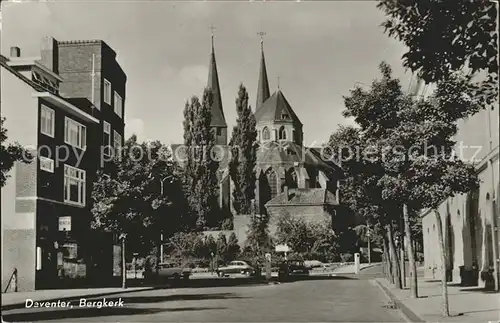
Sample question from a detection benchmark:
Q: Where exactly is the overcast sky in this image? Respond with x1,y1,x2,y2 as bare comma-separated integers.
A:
1,0,411,146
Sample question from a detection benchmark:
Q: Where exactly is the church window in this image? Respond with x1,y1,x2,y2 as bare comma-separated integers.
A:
266,169,278,199
262,127,270,140
281,113,289,120
216,127,222,136
278,126,286,140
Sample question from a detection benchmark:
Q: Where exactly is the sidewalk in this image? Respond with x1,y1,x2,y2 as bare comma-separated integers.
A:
375,276,500,322
1,286,152,310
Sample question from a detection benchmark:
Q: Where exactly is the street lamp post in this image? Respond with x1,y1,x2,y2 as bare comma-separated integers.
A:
366,227,371,265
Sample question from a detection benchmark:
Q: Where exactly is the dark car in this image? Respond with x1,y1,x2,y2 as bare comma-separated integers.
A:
278,260,309,281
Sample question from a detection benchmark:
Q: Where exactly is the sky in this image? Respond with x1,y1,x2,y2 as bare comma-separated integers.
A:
1,0,412,146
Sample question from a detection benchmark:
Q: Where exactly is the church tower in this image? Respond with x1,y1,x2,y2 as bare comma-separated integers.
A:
207,31,227,145
253,36,303,146
256,32,270,112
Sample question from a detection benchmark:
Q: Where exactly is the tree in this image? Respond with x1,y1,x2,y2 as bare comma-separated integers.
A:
229,84,258,214
327,125,402,287
343,63,480,315
1,117,32,187
274,210,338,262
377,81,480,315
183,89,220,229
216,232,228,262
244,212,272,257
377,0,498,108
91,135,184,287
226,232,241,261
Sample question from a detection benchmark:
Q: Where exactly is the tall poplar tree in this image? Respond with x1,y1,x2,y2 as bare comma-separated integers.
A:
229,84,258,214
182,88,220,229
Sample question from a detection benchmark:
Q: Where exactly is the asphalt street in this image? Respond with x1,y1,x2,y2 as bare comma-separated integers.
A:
2,265,406,322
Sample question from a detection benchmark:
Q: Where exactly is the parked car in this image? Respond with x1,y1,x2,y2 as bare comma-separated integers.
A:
278,260,309,281
217,260,256,277
145,262,191,282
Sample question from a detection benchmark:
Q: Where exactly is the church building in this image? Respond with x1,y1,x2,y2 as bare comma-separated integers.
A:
173,35,345,232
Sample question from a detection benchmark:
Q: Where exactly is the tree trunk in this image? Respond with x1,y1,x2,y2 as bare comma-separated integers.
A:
434,209,450,316
403,204,418,298
387,224,402,289
382,232,393,282
121,237,127,289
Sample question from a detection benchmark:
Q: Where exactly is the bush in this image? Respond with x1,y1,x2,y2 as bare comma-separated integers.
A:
340,253,354,263
221,218,234,230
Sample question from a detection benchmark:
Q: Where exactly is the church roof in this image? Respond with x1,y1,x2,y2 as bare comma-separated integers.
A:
207,41,227,128
256,142,340,172
266,188,338,206
256,44,270,111
254,90,302,126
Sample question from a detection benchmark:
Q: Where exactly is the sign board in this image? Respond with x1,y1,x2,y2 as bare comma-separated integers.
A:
58,216,71,231
275,244,290,253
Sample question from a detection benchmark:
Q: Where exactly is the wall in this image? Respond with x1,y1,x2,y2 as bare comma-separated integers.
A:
422,150,500,284
1,66,39,291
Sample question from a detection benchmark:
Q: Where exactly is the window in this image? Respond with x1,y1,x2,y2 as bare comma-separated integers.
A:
216,127,222,136
40,157,54,173
262,127,270,140
65,117,86,150
104,79,112,104
281,113,289,120
40,105,55,137
113,130,122,151
114,92,123,118
266,168,278,199
64,165,86,206
103,121,111,156
278,126,287,140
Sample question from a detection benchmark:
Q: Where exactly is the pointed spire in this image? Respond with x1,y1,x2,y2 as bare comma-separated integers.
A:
256,31,270,112
207,25,227,128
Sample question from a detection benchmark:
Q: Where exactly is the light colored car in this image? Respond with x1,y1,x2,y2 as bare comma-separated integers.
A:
154,262,191,280
217,260,255,277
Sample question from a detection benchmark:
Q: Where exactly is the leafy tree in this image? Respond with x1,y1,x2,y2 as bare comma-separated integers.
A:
226,232,241,261
244,212,272,258
0,117,32,187
183,89,220,229
343,62,480,315
327,125,403,287
377,0,498,108
216,232,228,261
91,135,184,287
229,84,258,214
274,210,338,262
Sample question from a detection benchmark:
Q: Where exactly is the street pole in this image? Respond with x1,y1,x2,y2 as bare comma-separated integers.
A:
367,228,371,264
160,233,164,264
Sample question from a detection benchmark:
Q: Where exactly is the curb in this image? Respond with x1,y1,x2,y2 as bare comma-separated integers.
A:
1,287,154,311
373,279,426,323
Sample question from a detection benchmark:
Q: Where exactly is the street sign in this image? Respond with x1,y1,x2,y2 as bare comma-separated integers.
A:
58,216,71,231
275,244,290,253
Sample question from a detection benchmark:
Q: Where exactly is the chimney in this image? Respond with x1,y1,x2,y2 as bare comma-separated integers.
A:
284,186,290,202
40,36,59,73
10,47,21,58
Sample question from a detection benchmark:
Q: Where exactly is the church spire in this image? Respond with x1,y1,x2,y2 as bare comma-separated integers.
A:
207,25,227,132
256,31,270,112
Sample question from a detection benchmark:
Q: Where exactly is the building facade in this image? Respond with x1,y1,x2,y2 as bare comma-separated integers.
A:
1,37,127,291
419,80,499,288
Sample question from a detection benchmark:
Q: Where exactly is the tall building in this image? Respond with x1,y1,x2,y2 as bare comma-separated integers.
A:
1,37,127,291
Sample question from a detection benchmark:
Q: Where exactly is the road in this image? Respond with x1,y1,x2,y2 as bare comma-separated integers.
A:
2,265,406,322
